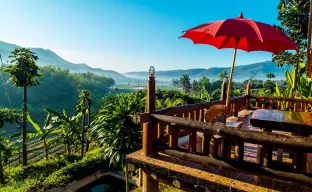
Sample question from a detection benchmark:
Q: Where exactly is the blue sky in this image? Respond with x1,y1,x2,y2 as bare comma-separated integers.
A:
0,0,280,73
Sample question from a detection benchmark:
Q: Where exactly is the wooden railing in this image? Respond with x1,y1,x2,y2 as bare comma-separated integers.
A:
136,74,312,191
250,95,312,112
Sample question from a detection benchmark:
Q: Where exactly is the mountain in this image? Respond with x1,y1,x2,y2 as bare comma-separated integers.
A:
124,61,292,82
0,41,140,84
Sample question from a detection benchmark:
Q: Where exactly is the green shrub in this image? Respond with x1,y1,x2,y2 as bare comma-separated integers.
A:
6,155,81,183
1,147,106,192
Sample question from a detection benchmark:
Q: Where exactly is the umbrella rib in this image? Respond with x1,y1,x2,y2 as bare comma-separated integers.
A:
250,20,264,42
193,33,212,44
267,40,277,54
218,36,232,49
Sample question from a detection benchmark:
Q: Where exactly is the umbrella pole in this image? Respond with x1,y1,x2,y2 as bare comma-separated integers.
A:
225,46,238,115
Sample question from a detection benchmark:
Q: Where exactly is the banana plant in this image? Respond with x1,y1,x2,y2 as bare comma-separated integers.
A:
156,98,186,109
26,112,54,160
199,85,221,101
44,108,82,155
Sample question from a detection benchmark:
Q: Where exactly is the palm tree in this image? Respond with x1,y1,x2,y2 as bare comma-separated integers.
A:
179,74,191,93
91,93,145,167
76,90,91,157
3,48,43,166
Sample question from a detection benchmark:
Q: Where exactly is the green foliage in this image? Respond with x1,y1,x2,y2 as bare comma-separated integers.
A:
155,89,200,104
199,85,221,101
266,73,275,79
1,148,107,192
91,93,145,167
44,108,81,154
218,71,228,80
171,79,180,87
156,98,186,109
0,66,115,127
3,48,43,87
263,80,275,95
179,74,191,93
0,108,21,128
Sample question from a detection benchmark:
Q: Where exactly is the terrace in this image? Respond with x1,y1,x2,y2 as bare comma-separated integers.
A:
126,72,312,192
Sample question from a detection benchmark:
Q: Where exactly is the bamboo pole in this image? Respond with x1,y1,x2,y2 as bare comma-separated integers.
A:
306,0,312,78
225,42,238,111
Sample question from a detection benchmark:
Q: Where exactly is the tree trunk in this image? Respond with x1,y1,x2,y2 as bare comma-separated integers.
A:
22,85,27,166
86,100,91,152
292,62,299,98
81,111,86,157
43,139,48,161
0,151,4,184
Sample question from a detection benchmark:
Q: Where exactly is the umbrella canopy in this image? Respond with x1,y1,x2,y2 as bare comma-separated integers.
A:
180,13,297,112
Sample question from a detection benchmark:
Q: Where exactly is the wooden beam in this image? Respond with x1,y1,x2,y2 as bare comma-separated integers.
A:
154,142,312,185
150,114,312,152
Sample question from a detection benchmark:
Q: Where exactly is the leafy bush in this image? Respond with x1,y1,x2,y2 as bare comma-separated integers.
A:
0,148,106,192
92,93,145,168
6,155,81,183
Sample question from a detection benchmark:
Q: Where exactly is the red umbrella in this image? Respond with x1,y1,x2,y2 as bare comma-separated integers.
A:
180,12,297,109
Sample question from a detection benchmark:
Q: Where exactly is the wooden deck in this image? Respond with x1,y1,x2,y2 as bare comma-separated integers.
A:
127,150,312,191
126,110,312,191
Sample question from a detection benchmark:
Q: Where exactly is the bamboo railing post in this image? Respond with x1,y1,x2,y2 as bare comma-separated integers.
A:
246,81,251,109
220,79,231,158
142,66,158,192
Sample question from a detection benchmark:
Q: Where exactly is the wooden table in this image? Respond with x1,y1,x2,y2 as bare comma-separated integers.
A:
250,109,312,134
250,109,312,172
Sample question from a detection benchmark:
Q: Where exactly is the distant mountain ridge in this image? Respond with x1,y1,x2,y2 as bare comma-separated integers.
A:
0,41,139,84
0,41,290,84
124,61,291,82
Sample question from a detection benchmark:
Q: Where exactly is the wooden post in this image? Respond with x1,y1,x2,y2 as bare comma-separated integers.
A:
220,81,231,158
142,66,158,192
157,123,164,139
246,81,251,109
235,141,244,162
256,128,272,167
189,112,196,153
293,132,309,172
142,170,159,191
168,125,178,148
221,79,227,101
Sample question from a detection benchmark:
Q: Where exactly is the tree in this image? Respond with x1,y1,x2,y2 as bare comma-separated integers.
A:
3,48,43,166
218,71,228,80
266,73,276,79
76,90,91,157
91,93,145,167
179,74,191,93
273,1,310,97
191,80,199,93
171,79,180,87
198,77,211,92
264,80,275,95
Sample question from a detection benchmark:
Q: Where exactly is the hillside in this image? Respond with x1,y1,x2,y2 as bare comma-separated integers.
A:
0,41,140,84
124,61,291,82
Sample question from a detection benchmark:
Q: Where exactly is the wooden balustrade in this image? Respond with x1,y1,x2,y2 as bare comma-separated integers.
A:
250,95,312,112
139,73,312,191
